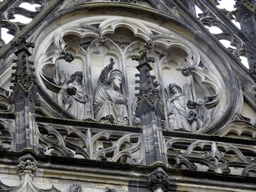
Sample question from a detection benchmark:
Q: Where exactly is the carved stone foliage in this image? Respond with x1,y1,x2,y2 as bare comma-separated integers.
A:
70,184,82,192
0,0,50,47
0,158,61,192
10,36,39,152
34,15,237,133
16,159,37,179
37,123,143,164
147,168,169,192
133,49,164,121
10,36,38,100
166,137,256,177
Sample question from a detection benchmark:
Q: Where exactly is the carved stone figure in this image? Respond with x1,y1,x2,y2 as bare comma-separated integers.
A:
94,58,128,125
16,159,37,179
166,83,198,132
147,170,169,191
59,71,90,119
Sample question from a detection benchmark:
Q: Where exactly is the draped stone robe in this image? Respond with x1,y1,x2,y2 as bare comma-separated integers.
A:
94,64,128,125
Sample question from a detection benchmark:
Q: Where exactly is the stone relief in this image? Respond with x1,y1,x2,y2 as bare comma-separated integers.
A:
34,16,234,132
58,71,90,120
94,58,128,125
166,83,199,132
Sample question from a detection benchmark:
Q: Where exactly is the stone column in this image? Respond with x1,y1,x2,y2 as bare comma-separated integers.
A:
10,36,39,152
132,49,166,165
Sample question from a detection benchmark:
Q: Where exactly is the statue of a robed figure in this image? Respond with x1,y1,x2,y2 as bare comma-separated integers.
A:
166,83,199,132
94,58,129,125
58,71,91,120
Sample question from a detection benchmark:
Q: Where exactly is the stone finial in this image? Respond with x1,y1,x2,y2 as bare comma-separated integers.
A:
10,36,38,101
132,49,164,120
235,0,256,13
132,48,155,65
11,36,34,56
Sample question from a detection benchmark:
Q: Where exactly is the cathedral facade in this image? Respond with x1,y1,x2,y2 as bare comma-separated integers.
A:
0,0,256,191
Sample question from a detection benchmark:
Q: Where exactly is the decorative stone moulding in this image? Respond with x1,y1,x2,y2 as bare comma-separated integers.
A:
31,11,241,134
37,123,143,163
165,137,256,177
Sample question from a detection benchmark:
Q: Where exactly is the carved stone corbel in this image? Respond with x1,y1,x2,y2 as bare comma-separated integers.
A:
16,159,37,180
70,184,83,192
147,168,169,192
181,66,195,77
105,187,116,192
145,40,154,50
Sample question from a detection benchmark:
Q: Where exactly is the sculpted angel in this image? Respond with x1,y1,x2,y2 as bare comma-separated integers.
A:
94,58,129,125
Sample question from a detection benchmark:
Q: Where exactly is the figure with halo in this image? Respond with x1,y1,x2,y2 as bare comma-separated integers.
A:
94,58,129,125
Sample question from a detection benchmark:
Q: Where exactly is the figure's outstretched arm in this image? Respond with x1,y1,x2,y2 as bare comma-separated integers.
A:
99,58,115,84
